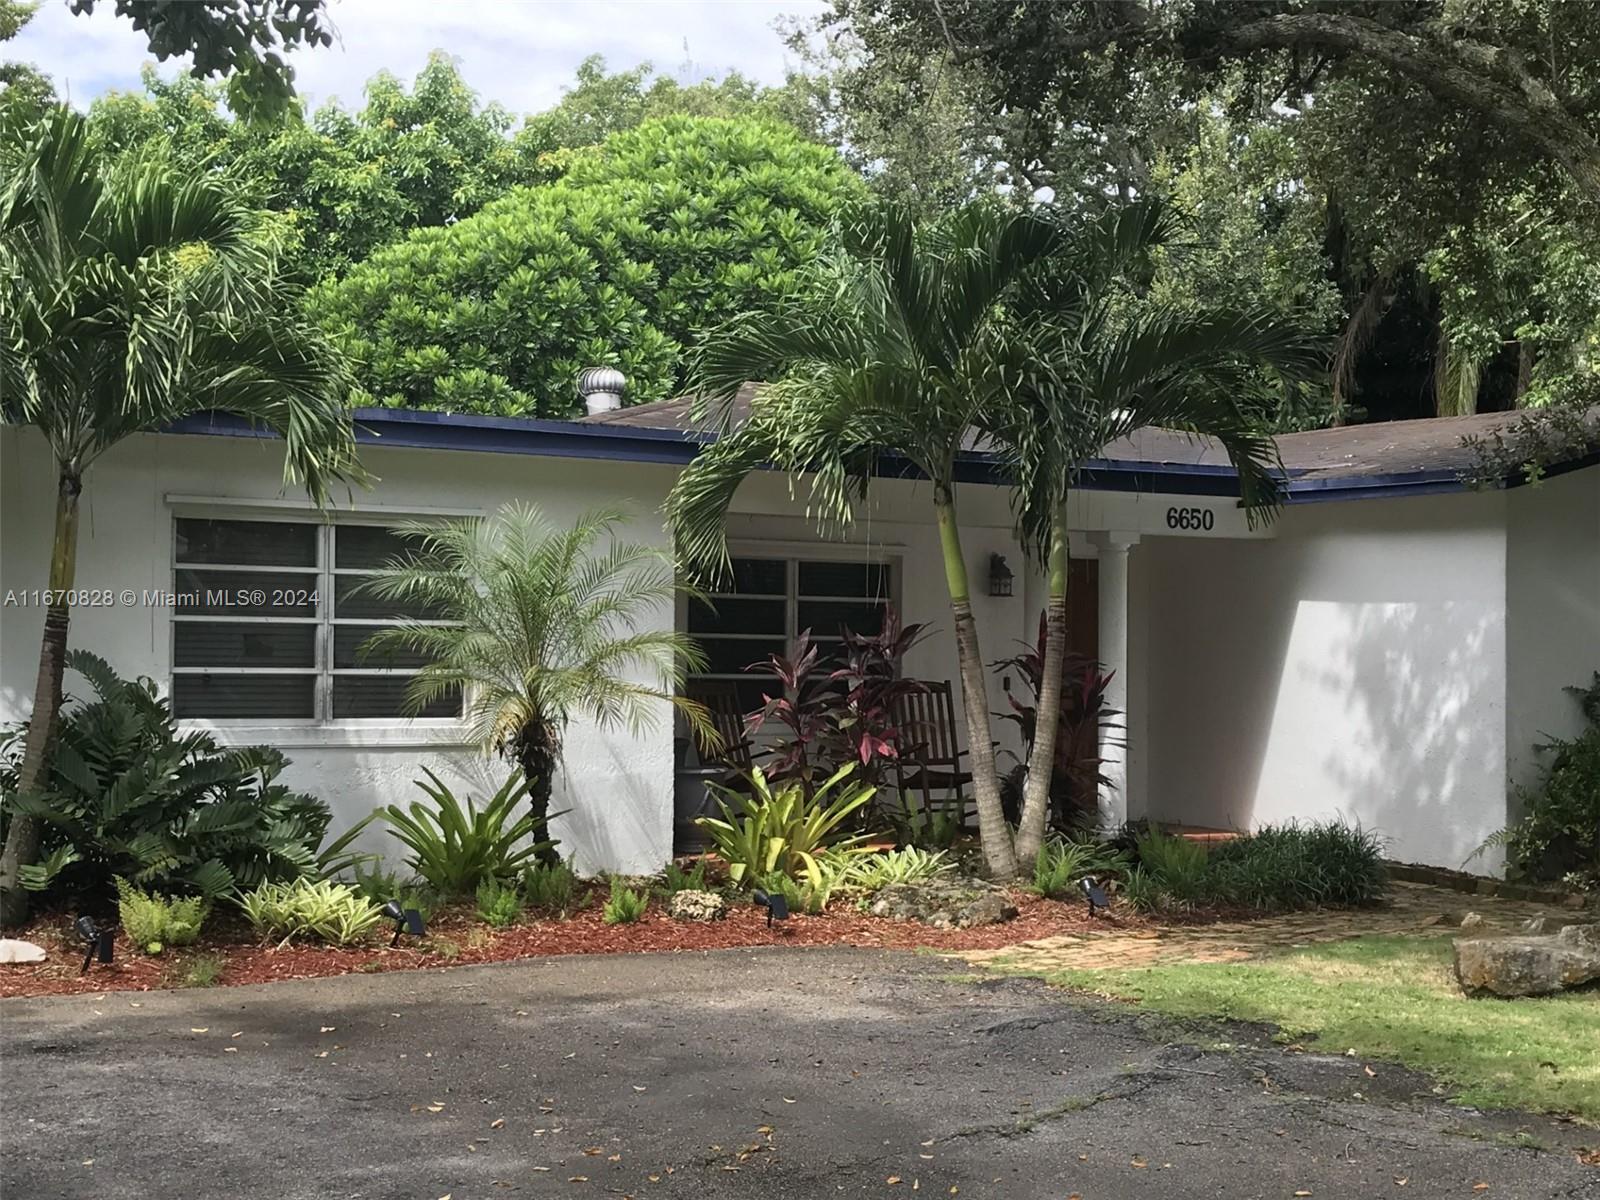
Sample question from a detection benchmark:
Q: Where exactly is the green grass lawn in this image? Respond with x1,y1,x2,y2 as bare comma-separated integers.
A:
1027,934,1599,1121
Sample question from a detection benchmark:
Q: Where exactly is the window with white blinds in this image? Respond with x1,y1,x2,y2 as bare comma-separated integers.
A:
685,555,894,710
170,516,462,722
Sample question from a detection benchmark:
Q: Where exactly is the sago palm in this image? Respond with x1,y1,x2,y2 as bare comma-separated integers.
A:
668,199,1324,878
0,107,363,926
358,504,711,866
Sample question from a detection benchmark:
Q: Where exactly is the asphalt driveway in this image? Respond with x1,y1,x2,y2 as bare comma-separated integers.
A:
2,947,1595,1199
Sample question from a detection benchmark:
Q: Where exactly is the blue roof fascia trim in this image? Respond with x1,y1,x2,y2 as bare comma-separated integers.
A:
164,407,1596,503
168,407,706,466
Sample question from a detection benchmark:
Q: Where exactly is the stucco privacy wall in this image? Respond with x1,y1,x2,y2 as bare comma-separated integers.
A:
0,427,684,876
1505,467,1600,801
1142,489,1513,872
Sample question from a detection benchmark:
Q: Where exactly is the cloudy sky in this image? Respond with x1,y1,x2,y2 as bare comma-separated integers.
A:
12,0,830,115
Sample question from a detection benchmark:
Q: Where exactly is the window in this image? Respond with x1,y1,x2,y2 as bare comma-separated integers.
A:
685,554,894,709
170,516,462,722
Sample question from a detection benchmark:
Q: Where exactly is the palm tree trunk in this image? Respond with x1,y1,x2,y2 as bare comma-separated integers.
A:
516,722,562,869
934,489,1016,880
0,472,82,928
1013,509,1068,869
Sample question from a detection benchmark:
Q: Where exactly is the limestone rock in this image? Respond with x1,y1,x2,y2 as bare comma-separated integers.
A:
1459,912,1485,930
1453,923,1600,998
668,889,727,922
0,938,47,964
868,879,1019,929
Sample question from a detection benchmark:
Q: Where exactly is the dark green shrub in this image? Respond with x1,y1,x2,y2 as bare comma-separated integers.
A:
1126,821,1386,913
475,878,523,928
1133,827,1209,906
522,860,580,914
1202,821,1387,910
1480,674,1600,889
4,652,338,902
375,768,559,897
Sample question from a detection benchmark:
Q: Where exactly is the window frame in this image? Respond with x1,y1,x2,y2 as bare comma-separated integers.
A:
682,541,903,699
167,504,470,732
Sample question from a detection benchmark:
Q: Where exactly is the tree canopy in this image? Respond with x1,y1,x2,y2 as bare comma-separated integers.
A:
800,0,1600,423
311,115,863,417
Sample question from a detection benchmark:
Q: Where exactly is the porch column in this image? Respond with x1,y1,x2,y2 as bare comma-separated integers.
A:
1091,532,1139,831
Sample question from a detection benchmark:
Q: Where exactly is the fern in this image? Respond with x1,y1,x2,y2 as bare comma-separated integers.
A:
602,879,648,925
114,877,207,954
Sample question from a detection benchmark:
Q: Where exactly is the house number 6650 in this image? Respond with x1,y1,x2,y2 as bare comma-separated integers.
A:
1166,506,1215,531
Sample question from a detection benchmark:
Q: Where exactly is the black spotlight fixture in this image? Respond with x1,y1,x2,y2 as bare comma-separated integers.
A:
382,899,425,947
75,915,114,974
1079,876,1110,918
751,888,789,928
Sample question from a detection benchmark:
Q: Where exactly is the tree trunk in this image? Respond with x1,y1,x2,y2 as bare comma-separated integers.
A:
934,489,1016,880
516,722,562,869
1013,509,1068,869
0,472,82,928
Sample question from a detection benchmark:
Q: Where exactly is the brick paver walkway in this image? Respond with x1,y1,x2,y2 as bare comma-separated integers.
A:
961,881,1583,973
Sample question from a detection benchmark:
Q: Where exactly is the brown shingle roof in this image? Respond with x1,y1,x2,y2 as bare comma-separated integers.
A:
579,386,1596,481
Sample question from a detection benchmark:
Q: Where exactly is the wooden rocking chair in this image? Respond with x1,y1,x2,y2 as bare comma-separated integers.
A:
890,680,972,827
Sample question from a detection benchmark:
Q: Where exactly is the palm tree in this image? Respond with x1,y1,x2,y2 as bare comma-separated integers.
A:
0,108,364,926
987,202,1327,866
358,504,711,866
668,199,1325,878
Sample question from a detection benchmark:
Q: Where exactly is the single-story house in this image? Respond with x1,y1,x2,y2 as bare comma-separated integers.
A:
3,385,1596,876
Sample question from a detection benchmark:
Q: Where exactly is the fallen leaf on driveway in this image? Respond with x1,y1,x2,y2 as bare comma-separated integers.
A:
190,1027,208,1033
1364,1066,1377,1077
886,1176,901,1185
782,1097,796,1104
490,1119,505,1129
1473,1186,1490,1192
1295,1192,1312,1197
321,1026,335,1033
568,1176,587,1182
1394,1178,1408,1186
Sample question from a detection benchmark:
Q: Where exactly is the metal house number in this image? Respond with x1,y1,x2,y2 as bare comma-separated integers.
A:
1165,506,1215,532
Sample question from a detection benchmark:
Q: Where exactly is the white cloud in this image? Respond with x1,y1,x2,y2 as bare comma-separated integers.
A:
11,0,829,114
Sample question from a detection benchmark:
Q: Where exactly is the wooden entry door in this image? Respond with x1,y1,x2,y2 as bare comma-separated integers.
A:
1067,558,1099,663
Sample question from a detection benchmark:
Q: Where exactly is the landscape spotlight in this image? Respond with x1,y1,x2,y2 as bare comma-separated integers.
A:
1079,877,1110,918
751,888,789,928
382,899,425,947
75,915,114,974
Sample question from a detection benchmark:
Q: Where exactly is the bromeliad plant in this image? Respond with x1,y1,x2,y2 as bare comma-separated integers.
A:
696,764,876,887
375,768,558,898
4,652,345,904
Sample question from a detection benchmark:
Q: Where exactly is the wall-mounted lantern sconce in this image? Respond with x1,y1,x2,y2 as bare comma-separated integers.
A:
988,554,1014,598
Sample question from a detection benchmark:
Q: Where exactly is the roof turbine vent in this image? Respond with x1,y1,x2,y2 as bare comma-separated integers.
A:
578,366,626,416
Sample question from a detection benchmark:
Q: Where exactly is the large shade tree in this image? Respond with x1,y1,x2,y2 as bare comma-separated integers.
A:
668,200,1323,878
803,0,1600,423
0,107,363,926
358,504,710,864
312,115,863,417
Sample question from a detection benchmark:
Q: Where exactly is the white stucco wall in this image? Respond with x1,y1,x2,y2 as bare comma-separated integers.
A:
1505,467,1600,800
1142,489,1514,871
0,427,683,876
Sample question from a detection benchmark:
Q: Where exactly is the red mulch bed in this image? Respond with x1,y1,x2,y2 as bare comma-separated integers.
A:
1,890,1146,999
